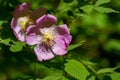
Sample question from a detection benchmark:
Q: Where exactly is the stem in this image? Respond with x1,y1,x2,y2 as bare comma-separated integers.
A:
62,56,66,76
33,62,36,80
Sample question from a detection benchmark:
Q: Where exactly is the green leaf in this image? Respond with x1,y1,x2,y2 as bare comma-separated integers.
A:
95,0,110,6
104,39,120,51
109,72,120,80
41,76,69,80
35,78,42,80
0,21,7,30
94,6,119,13
61,76,69,80
0,21,6,26
35,76,69,80
0,38,11,45
80,5,94,13
67,41,85,51
9,42,24,52
97,67,118,74
65,59,90,80
87,76,95,80
42,76,61,80
30,63,62,78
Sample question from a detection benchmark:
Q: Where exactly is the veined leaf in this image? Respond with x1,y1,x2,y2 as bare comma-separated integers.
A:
42,76,61,80
97,67,118,74
109,72,120,80
0,38,11,45
95,0,110,6
9,42,24,52
65,59,90,80
80,5,94,13
41,76,69,80
87,76,95,80
94,6,119,13
67,41,85,51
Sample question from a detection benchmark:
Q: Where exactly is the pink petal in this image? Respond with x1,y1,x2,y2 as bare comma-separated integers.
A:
26,25,41,45
55,24,72,46
11,18,17,29
34,44,54,61
30,7,46,21
13,2,30,17
11,17,26,42
52,37,67,55
13,25,25,42
36,14,57,28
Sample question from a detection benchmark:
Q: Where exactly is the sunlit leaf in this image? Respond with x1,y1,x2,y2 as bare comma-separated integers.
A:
94,6,119,13
87,76,95,80
42,76,61,80
109,72,120,80
9,42,24,52
104,39,120,51
35,78,42,80
0,38,11,45
0,21,4,26
97,67,118,74
61,76,69,80
80,5,94,13
65,59,90,80
39,75,69,80
67,41,85,51
95,0,110,6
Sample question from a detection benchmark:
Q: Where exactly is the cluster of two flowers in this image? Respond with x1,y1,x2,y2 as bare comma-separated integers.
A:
11,2,72,61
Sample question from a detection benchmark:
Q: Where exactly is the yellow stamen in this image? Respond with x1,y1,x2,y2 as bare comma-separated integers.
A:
44,33,52,40
42,30,55,47
18,15,33,31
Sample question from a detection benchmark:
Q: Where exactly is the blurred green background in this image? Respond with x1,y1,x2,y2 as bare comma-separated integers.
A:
0,0,120,80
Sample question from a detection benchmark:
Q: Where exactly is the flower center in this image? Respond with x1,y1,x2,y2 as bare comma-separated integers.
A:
41,29,55,49
18,16,33,31
44,33,52,40
19,16,29,31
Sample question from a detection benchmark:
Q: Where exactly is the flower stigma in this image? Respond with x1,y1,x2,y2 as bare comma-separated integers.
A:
18,16,33,31
41,29,55,49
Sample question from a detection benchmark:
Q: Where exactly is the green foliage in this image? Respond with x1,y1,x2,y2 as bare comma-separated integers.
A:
97,67,118,74
87,76,95,80
9,42,24,52
94,6,119,13
42,76,69,80
0,0,120,80
95,0,111,6
0,38,11,45
80,5,94,13
80,0,119,13
104,39,120,52
67,40,85,51
109,72,120,80
65,60,90,80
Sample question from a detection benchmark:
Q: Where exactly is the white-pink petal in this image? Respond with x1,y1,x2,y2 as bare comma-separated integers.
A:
34,44,54,61
26,26,41,45
52,37,67,55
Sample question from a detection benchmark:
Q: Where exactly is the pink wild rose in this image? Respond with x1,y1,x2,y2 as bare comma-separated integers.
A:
11,2,46,42
26,14,72,61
